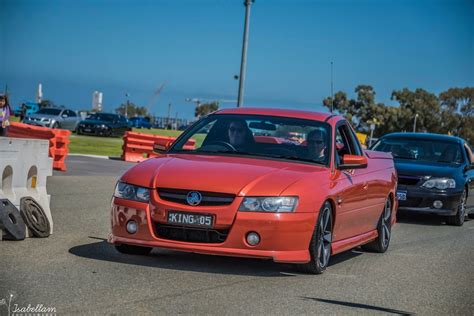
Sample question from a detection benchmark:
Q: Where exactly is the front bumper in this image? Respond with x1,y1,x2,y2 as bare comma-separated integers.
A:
78,126,110,136
23,120,52,128
108,197,317,263
398,185,462,216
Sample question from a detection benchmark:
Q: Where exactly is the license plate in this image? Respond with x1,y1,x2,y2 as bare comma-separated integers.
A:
167,211,213,228
84,128,91,132
397,190,407,201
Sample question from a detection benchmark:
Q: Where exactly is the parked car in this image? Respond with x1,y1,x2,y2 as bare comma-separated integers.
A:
109,108,397,274
128,116,152,129
77,113,129,137
22,107,80,131
371,132,474,226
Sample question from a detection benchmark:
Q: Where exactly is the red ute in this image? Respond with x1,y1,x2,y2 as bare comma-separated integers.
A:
108,108,397,274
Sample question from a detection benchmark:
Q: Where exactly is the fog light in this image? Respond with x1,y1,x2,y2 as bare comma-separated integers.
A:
433,200,443,209
246,232,260,246
126,220,138,234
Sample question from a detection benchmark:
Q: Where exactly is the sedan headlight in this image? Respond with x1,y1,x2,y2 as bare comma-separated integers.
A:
422,178,456,190
41,118,51,122
114,182,150,203
239,196,298,213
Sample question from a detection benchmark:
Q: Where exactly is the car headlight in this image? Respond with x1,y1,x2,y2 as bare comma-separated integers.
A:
101,124,109,129
41,118,51,122
422,178,456,190
238,196,298,213
79,123,85,127
114,182,150,203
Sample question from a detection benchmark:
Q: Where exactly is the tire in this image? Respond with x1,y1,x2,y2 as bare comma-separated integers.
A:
362,198,392,253
52,122,59,129
296,201,333,274
115,244,152,255
446,189,467,226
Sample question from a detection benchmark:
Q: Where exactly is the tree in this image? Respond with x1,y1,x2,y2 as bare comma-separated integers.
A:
115,102,149,118
439,87,474,144
195,102,219,118
391,88,441,133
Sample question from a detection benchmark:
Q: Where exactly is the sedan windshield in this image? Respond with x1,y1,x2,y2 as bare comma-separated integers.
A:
87,113,117,122
169,114,331,166
372,137,464,164
37,108,62,115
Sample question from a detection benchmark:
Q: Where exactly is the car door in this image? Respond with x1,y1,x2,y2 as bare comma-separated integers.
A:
67,110,78,130
332,122,372,241
464,144,474,209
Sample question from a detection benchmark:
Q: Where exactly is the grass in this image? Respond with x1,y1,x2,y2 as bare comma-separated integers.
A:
68,128,203,157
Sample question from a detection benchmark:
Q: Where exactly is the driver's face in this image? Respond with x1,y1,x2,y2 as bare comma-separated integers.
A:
228,122,246,147
307,132,326,157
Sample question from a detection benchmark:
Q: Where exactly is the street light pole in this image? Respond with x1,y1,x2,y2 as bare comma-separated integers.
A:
413,113,418,132
330,61,334,113
237,0,254,108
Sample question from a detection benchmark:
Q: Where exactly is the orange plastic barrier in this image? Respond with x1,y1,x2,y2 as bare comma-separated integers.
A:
8,122,71,171
122,131,195,163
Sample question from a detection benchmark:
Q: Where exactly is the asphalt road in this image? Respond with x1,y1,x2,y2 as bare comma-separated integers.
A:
1,156,474,315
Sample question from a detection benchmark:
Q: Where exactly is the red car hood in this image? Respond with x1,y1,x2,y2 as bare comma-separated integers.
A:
121,154,328,196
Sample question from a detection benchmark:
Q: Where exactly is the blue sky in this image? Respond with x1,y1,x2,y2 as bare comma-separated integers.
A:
1,0,473,119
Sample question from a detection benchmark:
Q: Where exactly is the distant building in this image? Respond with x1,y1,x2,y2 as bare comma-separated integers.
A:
92,91,103,112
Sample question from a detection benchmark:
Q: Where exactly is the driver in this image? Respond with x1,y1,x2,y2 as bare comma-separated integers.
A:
227,120,254,151
305,129,327,162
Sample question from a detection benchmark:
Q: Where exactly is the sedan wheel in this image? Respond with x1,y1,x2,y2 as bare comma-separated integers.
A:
362,198,392,253
446,190,467,226
296,201,332,274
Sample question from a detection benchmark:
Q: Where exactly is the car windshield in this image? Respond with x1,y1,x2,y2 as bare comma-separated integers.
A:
87,113,117,121
37,108,62,115
169,114,331,166
372,137,464,164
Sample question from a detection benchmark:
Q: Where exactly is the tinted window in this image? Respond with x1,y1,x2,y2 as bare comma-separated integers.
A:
37,108,62,115
372,137,464,164
87,113,117,122
170,114,331,166
67,110,76,117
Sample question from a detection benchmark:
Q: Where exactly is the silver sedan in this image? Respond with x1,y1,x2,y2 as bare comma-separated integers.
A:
22,107,80,131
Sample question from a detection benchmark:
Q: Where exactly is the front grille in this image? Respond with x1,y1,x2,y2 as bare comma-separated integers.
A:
399,197,423,207
398,175,422,186
155,223,229,243
157,188,235,206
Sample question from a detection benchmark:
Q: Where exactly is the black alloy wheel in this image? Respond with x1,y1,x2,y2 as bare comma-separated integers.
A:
297,201,333,274
362,198,392,253
446,189,467,226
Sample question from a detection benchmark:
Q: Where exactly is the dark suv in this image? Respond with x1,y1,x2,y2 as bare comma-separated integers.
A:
372,133,474,226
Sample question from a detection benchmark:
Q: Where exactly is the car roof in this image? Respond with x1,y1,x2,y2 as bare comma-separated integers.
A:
381,132,465,144
214,107,339,122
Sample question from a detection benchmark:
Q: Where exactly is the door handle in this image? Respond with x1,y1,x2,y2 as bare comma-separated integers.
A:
337,196,343,205
363,183,368,190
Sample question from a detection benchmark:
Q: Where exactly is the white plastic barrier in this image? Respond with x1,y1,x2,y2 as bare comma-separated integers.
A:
0,137,54,237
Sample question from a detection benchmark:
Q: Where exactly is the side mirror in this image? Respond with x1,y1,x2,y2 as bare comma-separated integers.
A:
338,154,368,170
153,140,174,154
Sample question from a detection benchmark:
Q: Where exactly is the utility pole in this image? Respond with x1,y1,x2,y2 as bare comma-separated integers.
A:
330,61,334,113
125,93,130,118
237,0,255,108
167,103,172,129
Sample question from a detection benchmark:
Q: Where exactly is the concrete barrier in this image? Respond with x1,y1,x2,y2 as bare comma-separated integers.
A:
0,137,54,238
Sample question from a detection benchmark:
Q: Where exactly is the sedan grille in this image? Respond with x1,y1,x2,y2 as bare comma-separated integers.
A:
157,188,235,206
155,223,229,243
398,175,423,186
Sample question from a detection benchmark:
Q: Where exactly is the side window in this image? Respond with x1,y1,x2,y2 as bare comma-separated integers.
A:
335,124,359,164
68,110,77,117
